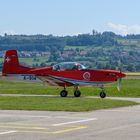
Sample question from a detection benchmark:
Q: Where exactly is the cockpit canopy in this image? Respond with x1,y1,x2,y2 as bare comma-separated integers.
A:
53,62,86,71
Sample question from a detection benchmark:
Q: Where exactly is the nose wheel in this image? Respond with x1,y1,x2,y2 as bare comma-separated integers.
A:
100,85,106,98
74,90,81,97
100,91,106,98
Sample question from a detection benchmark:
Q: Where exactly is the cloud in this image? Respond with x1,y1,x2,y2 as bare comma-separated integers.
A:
107,22,140,35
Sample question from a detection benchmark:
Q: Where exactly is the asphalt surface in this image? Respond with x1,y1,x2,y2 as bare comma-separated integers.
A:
0,96,140,140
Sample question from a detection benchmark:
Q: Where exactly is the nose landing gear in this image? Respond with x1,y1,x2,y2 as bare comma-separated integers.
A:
99,85,106,98
100,91,106,98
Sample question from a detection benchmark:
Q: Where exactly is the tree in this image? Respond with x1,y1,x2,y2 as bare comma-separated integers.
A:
127,64,135,72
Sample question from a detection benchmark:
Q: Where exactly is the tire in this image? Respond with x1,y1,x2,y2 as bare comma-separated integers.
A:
74,90,81,97
60,90,68,97
100,91,106,98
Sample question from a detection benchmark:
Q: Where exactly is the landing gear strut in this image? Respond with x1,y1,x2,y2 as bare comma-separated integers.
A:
74,86,81,97
60,87,68,97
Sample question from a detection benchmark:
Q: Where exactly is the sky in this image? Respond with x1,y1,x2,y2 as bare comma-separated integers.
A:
0,0,140,36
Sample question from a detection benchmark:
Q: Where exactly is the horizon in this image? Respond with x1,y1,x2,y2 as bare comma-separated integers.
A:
0,0,140,36
1,30,139,37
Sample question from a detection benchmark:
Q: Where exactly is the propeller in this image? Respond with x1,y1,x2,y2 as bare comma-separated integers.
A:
117,49,124,92
117,78,122,92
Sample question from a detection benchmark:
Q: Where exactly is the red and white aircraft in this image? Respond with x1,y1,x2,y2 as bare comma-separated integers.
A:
2,50,126,98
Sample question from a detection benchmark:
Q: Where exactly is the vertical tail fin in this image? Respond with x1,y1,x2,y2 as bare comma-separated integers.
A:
2,50,19,75
2,50,31,75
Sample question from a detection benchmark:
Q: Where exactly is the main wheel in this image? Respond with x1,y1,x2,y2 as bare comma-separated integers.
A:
74,90,81,97
60,90,68,97
100,91,106,98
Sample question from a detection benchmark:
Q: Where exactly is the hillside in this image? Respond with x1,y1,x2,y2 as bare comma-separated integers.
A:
0,31,140,72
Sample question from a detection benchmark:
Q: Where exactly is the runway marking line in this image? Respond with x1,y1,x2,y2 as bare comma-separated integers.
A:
0,125,87,134
0,117,93,134
0,131,17,135
0,122,47,127
20,126,87,134
52,126,87,134
0,125,49,130
52,118,97,126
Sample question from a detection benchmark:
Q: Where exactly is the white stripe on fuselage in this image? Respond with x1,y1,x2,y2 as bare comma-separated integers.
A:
46,75,114,86
4,74,115,86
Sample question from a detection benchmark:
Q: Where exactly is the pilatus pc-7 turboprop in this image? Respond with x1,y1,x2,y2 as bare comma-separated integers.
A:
2,50,126,98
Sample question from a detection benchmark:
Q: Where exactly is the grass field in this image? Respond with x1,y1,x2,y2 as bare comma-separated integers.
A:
0,79,140,98
0,56,49,67
0,79,139,111
0,96,138,112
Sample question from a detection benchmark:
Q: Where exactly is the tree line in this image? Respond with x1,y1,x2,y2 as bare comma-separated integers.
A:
0,30,140,71
1,30,140,52
0,30,122,52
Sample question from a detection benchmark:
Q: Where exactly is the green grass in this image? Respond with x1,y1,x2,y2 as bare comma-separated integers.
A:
0,97,138,112
64,45,90,50
0,79,140,98
0,79,139,112
0,56,49,66
19,57,48,65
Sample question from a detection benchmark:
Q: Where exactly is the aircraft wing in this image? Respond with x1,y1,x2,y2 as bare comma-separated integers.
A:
37,75,76,86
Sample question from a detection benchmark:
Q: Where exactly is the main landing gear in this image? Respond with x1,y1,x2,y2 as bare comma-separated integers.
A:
60,85,106,98
60,87,68,97
74,86,81,97
60,85,81,97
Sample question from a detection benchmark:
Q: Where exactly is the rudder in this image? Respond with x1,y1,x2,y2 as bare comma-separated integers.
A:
2,50,20,75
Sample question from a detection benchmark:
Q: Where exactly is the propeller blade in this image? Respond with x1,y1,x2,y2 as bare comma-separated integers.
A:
117,78,122,92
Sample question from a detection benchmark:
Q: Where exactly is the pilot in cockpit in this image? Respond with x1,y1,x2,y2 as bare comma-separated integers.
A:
72,64,79,70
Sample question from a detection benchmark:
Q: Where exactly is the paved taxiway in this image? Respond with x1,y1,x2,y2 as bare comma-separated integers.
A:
0,97,140,140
